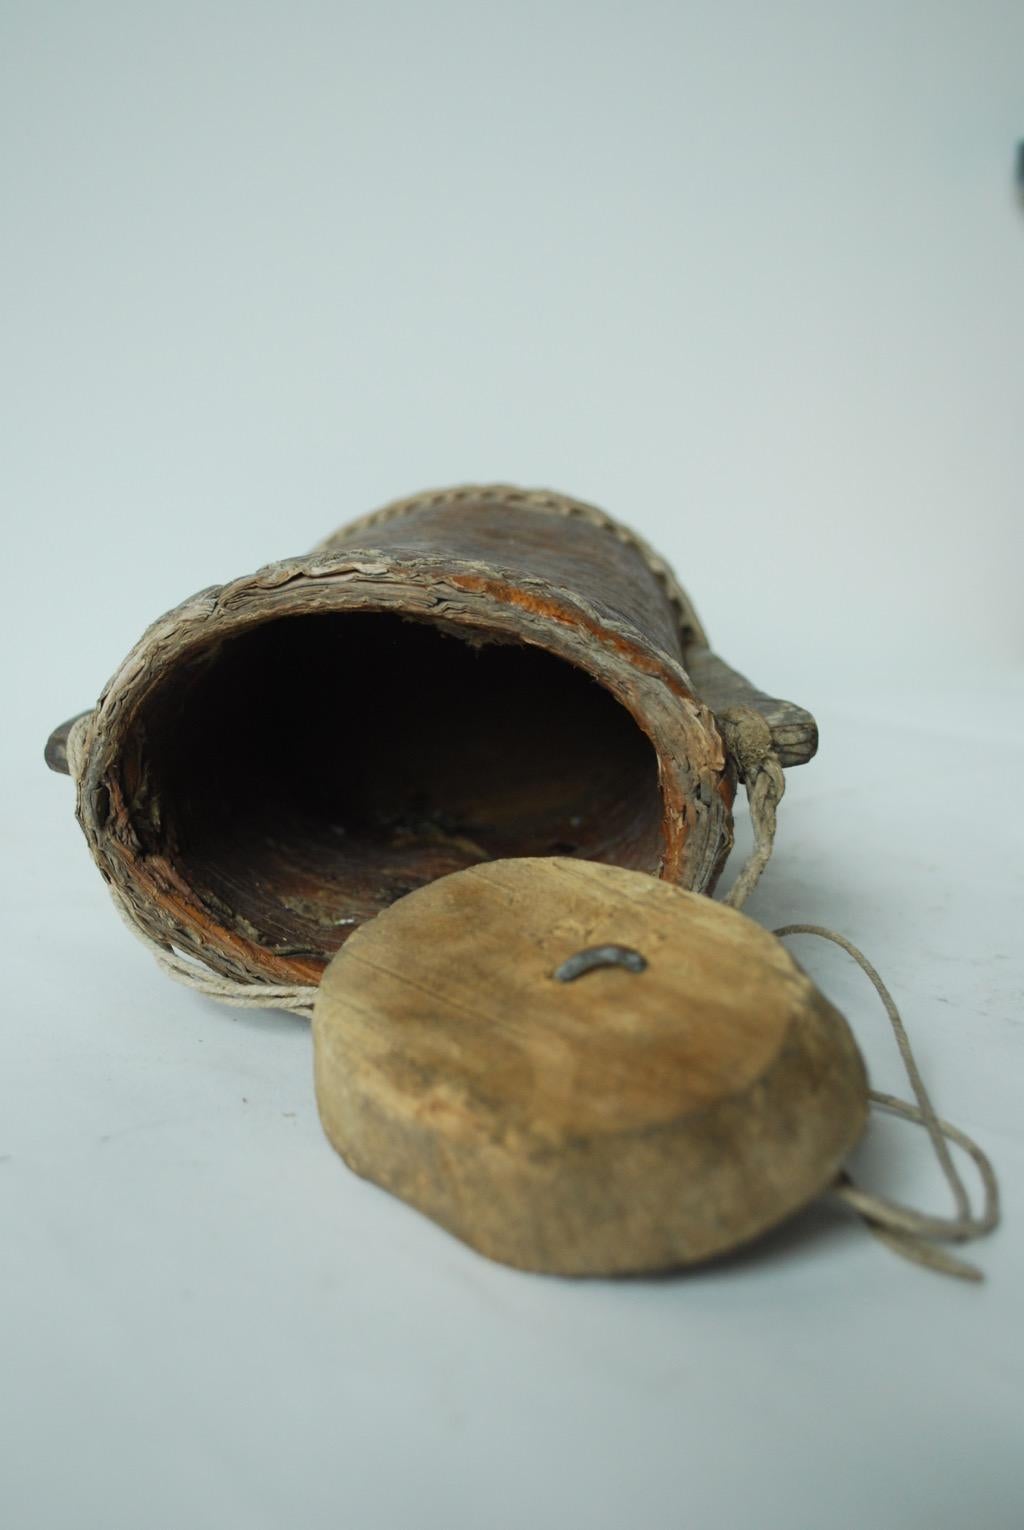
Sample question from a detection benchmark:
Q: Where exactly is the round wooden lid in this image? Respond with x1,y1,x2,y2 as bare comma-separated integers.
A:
313,858,867,1275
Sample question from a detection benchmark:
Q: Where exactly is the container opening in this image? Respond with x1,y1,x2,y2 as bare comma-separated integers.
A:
131,611,663,967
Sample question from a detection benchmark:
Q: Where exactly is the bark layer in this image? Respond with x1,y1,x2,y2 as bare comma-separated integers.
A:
54,486,817,987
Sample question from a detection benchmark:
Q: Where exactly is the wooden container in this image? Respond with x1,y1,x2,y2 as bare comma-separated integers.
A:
47,486,816,988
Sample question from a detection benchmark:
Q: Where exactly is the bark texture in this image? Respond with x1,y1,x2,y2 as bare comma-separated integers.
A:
50,485,817,987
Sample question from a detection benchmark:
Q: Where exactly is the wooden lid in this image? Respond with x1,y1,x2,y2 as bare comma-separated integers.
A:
313,858,867,1275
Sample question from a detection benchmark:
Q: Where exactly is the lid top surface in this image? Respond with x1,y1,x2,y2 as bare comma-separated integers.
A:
313,857,867,1274
316,857,819,1142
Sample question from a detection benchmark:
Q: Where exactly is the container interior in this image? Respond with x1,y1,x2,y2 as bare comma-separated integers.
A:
125,611,664,968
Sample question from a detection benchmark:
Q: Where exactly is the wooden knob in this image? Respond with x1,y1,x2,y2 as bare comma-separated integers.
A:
313,858,867,1275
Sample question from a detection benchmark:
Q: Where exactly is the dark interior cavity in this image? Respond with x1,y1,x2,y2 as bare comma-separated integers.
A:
131,612,663,964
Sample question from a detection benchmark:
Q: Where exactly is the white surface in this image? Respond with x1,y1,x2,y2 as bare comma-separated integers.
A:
2,5,1023,1528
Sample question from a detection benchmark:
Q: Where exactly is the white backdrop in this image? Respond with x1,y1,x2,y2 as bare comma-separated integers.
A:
2,5,1022,1529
